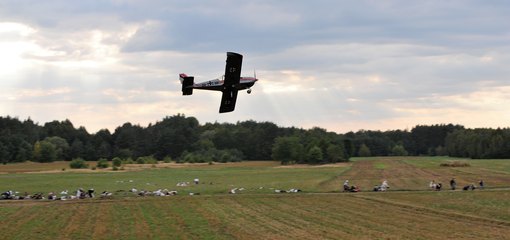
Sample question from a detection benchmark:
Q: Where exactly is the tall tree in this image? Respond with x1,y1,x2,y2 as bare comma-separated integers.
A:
271,136,304,164
45,136,70,160
149,114,200,159
35,141,57,163
307,146,324,164
326,144,346,162
391,144,408,156
358,143,371,157
0,142,9,164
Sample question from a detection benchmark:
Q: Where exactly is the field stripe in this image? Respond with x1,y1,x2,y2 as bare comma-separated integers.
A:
353,194,510,227
2,192,510,239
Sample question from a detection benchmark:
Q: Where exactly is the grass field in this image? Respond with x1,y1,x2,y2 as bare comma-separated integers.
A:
1,157,510,239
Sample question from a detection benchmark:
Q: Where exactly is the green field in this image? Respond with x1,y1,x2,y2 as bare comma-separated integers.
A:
1,157,510,239
0,161,347,195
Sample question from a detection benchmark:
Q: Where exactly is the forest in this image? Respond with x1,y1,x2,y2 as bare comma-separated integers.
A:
1,114,509,164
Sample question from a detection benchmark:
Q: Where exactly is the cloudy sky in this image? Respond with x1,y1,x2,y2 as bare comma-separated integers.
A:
1,1,509,133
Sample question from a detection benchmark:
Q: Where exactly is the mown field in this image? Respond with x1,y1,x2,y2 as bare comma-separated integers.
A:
1,157,510,239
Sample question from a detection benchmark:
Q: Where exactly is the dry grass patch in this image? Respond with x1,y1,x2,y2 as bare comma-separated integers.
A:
440,161,471,167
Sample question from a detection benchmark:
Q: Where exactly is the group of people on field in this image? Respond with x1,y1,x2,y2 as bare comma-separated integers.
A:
343,178,487,193
1,177,210,201
0,188,105,201
0,186,183,201
429,178,485,191
342,180,390,192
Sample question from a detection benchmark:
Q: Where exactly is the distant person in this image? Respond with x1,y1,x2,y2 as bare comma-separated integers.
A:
100,191,112,198
87,189,95,198
373,181,389,192
429,180,436,190
450,178,456,190
76,188,83,198
1,190,13,199
479,180,484,189
343,180,350,191
381,180,390,191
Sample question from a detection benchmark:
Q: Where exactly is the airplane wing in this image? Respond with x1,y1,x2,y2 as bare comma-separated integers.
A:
219,52,243,113
224,52,243,87
219,89,238,113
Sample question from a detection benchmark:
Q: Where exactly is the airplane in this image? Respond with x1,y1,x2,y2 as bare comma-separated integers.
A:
179,52,258,113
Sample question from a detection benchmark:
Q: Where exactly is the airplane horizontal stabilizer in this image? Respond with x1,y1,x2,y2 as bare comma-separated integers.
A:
180,74,194,95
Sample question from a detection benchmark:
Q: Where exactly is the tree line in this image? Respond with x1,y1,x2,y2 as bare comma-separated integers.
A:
1,115,509,164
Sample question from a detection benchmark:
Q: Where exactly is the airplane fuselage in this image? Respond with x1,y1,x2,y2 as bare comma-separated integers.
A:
180,74,257,92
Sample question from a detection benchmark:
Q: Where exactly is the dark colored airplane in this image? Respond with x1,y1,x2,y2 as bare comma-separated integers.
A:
179,52,258,113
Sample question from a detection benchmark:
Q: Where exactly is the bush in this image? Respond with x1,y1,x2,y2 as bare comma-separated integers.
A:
96,158,109,169
69,158,88,169
136,156,158,164
122,158,134,164
144,156,158,164
181,152,197,163
136,157,145,164
221,149,244,162
163,156,172,163
112,157,122,167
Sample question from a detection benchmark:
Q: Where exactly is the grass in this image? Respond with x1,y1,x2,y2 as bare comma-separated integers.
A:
0,161,349,195
377,190,510,222
1,193,509,239
1,157,510,239
373,162,386,169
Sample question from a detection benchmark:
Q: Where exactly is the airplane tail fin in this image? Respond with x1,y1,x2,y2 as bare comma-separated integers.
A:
179,73,194,95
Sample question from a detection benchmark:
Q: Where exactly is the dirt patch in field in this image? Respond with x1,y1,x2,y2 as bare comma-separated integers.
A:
338,157,510,191
274,162,351,169
59,204,90,238
341,158,454,190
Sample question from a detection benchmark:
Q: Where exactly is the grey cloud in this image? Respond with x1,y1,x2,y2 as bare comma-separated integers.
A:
2,0,510,132
122,1,510,53
3,1,509,53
